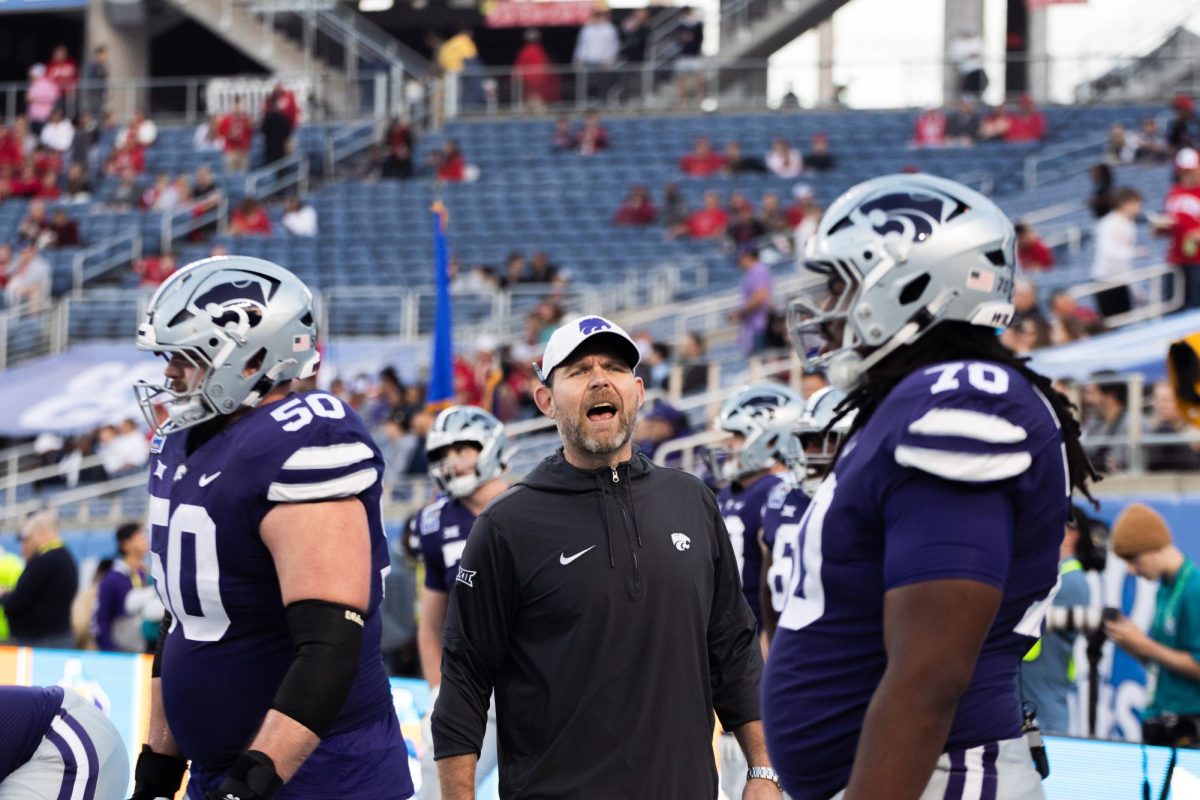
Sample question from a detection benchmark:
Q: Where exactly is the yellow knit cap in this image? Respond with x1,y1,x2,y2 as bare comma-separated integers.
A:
1111,503,1173,559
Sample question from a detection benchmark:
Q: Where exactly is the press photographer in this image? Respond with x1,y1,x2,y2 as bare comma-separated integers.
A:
1105,503,1200,746
1021,505,1106,734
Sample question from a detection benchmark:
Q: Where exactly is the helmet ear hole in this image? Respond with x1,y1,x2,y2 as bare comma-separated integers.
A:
898,273,932,305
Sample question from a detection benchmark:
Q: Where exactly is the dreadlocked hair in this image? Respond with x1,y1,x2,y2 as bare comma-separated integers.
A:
831,320,1100,506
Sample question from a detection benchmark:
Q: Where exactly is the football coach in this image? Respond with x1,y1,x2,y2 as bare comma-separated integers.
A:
431,315,779,799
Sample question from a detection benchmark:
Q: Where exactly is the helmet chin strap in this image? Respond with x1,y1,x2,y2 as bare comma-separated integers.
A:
827,289,959,393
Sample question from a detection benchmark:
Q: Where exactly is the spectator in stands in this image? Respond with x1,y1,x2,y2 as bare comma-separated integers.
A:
8,117,34,160
133,250,177,287
11,163,39,197
116,109,156,148
551,115,577,151
1105,122,1137,164
679,136,725,176
1092,186,1144,319
0,243,11,293
7,244,51,312
265,81,300,134
1083,372,1129,473
686,189,728,239
614,184,657,225
979,105,1013,142
46,208,79,248
912,106,947,147
218,96,254,173
1135,118,1171,164
104,138,145,175
381,116,415,178
143,172,178,211
759,192,790,233
261,95,292,167
229,197,272,235
635,401,691,462
1006,95,1046,142
107,165,139,210
93,522,158,653
573,9,619,101
97,419,148,477
948,27,987,97
81,44,108,115
731,246,772,354
1154,148,1200,309
804,132,835,171
39,107,73,154
766,137,803,178
1168,95,1198,152
25,64,59,135
578,110,609,155
17,199,50,245
438,28,484,108
1001,281,1050,354
673,7,705,107
637,341,673,390
1010,280,1047,330
514,28,558,111
0,511,77,648
721,140,766,174
1048,289,1101,336
1015,222,1055,271
34,170,59,200
527,251,559,284
194,114,223,152
945,98,981,145
676,331,709,395
662,182,690,238
501,252,527,287
1088,162,1114,218
70,110,99,171
190,164,221,237
728,203,765,248
434,138,467,182
282,195,317,236
1145,380,1200,472
790,184,822,256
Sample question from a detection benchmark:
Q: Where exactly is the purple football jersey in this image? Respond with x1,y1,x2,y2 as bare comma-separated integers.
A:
418,496,477,593
147,390,394,773
762,361,1066,800
760,478,810,617
718,472,784,628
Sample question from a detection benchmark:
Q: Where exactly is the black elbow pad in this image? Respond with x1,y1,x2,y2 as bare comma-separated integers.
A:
270,599,366,738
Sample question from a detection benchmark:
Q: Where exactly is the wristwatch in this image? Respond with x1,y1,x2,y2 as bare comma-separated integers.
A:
747,766,783,792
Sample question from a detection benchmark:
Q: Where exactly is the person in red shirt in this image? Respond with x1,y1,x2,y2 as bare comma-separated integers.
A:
578,110,608,155
1015,223,1055,271
11,164,41,196
679,137,726,176
435,139,466,182
686,190,729,239
613,185,657,225
1007,95,1046,143
229,198,272,235
133,251,178,287
46,45,78,100
218,97,254,173
46,208,78,247
513,29,559,111
105,141,145,175
264,82,300,134
35,171,61,200
911,107,946,148
0,126,21,168
1154,147,1200,309
31,146,62,177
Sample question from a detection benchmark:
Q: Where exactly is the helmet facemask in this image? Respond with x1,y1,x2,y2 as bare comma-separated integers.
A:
428,443,489,499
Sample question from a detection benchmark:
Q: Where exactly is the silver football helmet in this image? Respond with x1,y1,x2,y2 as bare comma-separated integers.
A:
134,256,320,436
793,386,856,496
705,383,805,485
426,405,509,498
787,173,1016,392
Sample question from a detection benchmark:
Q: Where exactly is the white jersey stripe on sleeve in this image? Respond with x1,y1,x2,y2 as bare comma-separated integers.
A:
268,467,378,502
895,445,1032,482
907,408,1027,444
281,442,375,471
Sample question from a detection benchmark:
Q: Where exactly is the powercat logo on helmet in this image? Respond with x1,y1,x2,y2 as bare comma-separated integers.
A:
858,190,968,245
194,278,270,334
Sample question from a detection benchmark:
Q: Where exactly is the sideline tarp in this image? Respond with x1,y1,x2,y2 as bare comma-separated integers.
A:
1029,309,1200,381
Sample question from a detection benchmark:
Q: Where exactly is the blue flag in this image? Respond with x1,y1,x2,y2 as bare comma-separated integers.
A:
426,202,455,410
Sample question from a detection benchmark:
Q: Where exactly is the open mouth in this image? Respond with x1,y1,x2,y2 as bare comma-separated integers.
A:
586,402,618,422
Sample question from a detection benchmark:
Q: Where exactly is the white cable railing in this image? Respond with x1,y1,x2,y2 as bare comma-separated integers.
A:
1066,262,1183,328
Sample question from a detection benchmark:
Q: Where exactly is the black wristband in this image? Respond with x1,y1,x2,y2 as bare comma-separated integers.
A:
132,745,187,796
205,750,283,800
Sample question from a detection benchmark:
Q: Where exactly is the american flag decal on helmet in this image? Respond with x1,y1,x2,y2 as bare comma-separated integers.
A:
293,334,311,351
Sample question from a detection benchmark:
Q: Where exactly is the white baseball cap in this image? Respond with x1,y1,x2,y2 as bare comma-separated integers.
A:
537,315,640,384
1177,147,1199,171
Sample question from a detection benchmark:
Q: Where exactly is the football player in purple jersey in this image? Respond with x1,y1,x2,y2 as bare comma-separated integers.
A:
128,256,412,800
762,174,1096,800
416,405,509,799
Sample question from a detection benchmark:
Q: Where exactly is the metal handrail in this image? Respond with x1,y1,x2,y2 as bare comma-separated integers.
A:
161,195,230,250
1023,133,1109,189
1066,262,1184,328
0,472,147,529
245,152,310,200
72,229,143,291
325,120,378,178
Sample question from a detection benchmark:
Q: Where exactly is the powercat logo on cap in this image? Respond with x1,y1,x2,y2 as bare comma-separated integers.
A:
578,317,611,335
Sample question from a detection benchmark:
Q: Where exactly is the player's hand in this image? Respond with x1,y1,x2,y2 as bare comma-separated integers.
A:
128,745,187,800
203,750,283,800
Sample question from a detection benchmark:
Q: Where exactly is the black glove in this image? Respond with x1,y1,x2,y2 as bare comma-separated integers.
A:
128,745,187,800
203,750,283,800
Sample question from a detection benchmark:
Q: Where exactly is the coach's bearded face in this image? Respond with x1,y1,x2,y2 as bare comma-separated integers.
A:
540,352,643,458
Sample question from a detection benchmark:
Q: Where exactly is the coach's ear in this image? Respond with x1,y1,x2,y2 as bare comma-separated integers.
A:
534,382,556,420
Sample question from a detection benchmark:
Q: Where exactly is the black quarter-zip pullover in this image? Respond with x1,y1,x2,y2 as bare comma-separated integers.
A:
432,449,762,799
